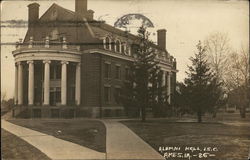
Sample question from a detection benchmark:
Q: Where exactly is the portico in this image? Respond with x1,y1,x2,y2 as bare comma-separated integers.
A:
13,43,82,107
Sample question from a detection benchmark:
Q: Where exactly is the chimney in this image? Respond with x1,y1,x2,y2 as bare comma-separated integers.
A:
75,0,87,18
87,10,94,21
28,3,40,28
157,29,166,50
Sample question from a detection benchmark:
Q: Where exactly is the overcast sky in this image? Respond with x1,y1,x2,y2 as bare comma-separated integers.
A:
1,0,249,99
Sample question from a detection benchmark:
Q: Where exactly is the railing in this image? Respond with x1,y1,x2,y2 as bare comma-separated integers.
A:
15,37,80,51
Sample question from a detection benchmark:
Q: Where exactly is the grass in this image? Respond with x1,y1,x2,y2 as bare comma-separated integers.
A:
8,119,106,152
1,129,51,160
122,119,250,160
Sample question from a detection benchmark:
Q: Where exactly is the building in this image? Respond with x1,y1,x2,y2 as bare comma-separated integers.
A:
12,0,177,118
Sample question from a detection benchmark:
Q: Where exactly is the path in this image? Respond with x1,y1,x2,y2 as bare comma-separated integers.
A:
1,120,106,160
102,120,164,160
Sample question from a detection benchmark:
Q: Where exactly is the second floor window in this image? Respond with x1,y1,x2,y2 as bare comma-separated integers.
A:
125,67,130,80
121,44,125,54
115,65,121,79
105,37,110,50
116,40,120,53
50,64,61,80
104,62,111,78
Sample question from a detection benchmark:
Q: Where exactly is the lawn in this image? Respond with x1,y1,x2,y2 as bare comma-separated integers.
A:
122,120,250,160
1,129,51,160
8,119,106,152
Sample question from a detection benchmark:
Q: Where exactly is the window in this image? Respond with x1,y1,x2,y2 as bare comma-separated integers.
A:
115,40,120,53
122,44,126,54
111,40,115,51
55,87,61,103
56,65,61,79
125,67,130,80
50,64,61,80
104,62,111,78
104,86,111,103
115,65,121,79
51,28,59,40
114,87,121,104
105,37,110,50
50,65,55,79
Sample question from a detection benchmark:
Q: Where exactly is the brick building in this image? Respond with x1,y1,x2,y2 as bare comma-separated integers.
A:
12,0,177,118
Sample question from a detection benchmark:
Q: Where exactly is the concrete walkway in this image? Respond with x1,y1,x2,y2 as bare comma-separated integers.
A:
101,120,164,160
1,120,106,160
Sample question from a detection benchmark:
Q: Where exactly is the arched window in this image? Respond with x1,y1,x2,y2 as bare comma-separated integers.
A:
115,40,121,53
111,39,115,51
105,37,110,50
121,42,126,54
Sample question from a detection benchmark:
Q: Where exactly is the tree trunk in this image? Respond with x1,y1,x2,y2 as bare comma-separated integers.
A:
212,111,217,118
197,111,202,123
240,107,246,118
141,107,146,122
212,106,217,118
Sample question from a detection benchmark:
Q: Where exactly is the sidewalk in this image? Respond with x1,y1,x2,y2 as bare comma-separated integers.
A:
101,120,164,160
1,120,106,160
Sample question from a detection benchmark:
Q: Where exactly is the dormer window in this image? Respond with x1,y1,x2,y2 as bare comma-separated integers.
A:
121,42,126,54
105,37,110,50
51,28,59,40
111,39,115,51
115,40,121,53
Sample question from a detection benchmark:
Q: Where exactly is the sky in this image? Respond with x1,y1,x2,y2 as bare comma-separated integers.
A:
1,0,249,99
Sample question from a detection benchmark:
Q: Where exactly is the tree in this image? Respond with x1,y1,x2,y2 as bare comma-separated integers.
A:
184,41,221,123
204,32,231,81
204,32,231,116
119,26,162,122
171,82,191,117
224,46,249,118
119,65,140,118
150,69,170,118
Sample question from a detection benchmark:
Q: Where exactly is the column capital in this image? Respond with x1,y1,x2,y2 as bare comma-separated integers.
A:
61,61,69,65
27,60,34,64
43,60,51,64
16,61,22,65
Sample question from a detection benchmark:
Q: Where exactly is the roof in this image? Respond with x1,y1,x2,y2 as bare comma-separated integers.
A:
23,3,167,52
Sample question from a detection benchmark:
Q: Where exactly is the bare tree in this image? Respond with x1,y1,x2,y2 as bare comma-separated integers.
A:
225,45,249,118
204,32,231,117
204,32,231,81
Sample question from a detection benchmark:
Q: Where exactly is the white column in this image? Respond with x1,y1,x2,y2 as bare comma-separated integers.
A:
167,72,171,104
162,71,166,87
27,61,34,105
75,63,81,105
43,60,51,105
14,63,18,105
61,61,68,105
17,62,23,105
